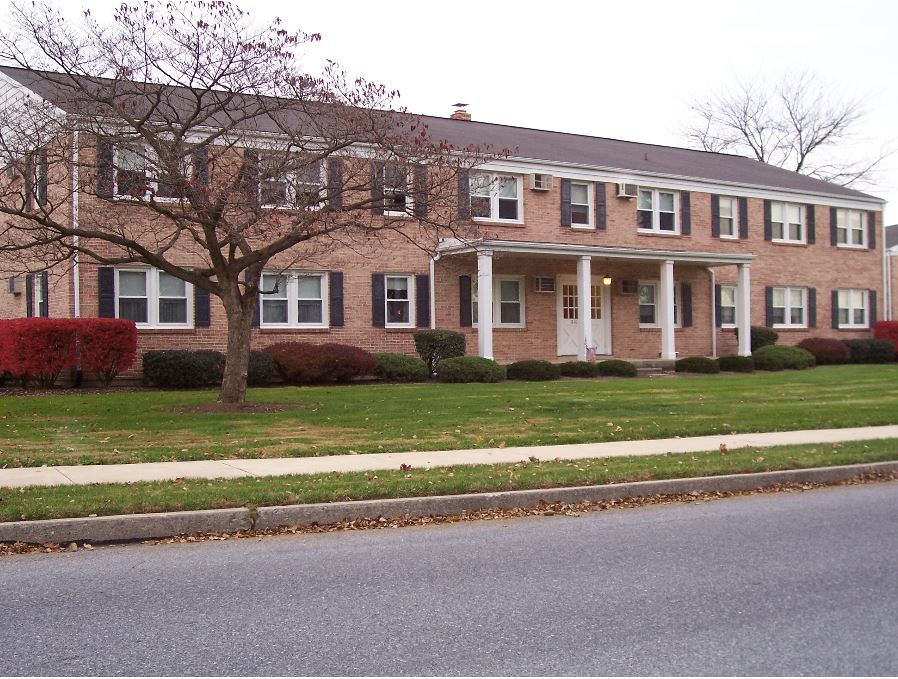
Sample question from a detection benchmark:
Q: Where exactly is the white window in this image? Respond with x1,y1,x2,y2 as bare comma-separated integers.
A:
114,145,191,200
570,182,592,228
260,155,323,208
385,275,414,327
638,281,680,327
383,164,411,215
470,173,521,222
116,268,192,327
469,276,526,328
637,188,678,233
260,271,328,327
835,209,866,248
771,202,804,243
719,284,737,327
837,289,868,329
771,286,807,328
719,197,738,238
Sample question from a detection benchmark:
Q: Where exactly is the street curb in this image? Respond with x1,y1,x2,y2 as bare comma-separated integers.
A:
2,461,896,545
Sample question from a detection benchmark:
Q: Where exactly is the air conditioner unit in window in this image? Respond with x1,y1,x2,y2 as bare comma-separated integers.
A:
533,276,555,293
6,276,22,295
529,173,553,191
617,183,638,199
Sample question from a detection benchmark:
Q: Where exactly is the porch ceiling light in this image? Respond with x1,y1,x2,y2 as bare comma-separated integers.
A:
602,275,612,286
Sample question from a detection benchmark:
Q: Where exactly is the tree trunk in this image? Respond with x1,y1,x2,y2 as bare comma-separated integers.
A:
218,286,256,405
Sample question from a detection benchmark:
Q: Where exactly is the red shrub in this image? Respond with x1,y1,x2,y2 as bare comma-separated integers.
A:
874,321,898,352
796,337,851,365
78,318,138,385
265,342,377,384
0,319,79,386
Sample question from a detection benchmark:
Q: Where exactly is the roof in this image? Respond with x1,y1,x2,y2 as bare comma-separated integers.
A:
0,65,881,204
886,224,898,249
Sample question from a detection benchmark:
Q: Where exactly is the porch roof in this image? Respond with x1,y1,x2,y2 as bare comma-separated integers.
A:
436,238,754,266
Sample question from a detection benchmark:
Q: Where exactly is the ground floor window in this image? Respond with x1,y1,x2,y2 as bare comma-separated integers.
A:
260,271,327,327
837,289,868,328
469,275,525,328
638,281,679,327
116,268,191,327
771,286,807,328
385,274,414,327
719,284,737,327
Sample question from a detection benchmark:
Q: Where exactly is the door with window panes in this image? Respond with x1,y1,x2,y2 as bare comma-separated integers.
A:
556,275,610,356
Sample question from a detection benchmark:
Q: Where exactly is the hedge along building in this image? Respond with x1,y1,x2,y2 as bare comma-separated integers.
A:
0,67,888,372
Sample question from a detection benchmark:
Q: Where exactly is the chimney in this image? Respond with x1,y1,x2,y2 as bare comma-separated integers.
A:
450,102,471,121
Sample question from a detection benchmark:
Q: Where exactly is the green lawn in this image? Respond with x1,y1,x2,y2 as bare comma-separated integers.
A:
2,439,895,522
1,365,897,468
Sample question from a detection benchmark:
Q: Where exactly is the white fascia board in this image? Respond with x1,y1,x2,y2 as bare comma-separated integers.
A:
477,156,884,212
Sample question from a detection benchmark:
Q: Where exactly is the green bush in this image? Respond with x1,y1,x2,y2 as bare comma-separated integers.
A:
559,361,601,378
842,339,896,364
436,356,505,383
374,352,430,382
675,356,720,374
718,355,754,373
753,345,815,370
142,350,221,388
192,350,226,384
506,360,561,381
748,326,779,351
414,329,466,375
247,350,277,386
597,359,637,378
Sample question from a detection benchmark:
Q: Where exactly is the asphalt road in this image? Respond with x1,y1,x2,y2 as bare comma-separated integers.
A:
1,483,896,676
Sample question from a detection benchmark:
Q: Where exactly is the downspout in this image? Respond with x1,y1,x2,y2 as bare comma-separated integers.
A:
882,211,890,321
429,255,437,329
71,130,80,318
706,267,717,358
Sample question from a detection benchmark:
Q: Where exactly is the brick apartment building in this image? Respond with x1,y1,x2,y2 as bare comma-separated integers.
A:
0,67,888,368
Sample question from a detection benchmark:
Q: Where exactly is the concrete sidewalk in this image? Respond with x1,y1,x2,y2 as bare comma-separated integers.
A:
2,425,897,490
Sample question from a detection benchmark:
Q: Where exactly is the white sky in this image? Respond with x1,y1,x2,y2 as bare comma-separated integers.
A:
14,0,898,223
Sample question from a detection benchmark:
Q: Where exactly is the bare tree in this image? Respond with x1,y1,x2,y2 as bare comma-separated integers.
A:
0,1,491,404
682,72,888,187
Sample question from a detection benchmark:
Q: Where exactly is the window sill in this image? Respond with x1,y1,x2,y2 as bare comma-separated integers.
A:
836,244,868,250
771,325,809,331
838,325,870,330
570,224,595,231
472,218,524,227
719,235,739,241
259,327,330,333
771,240,808,247
637,230,682,237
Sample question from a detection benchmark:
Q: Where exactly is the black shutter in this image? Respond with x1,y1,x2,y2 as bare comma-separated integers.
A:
98,267,115,318
194,286,210,327
681,282,693,327
36,149,48,208
806,205,816,244
241,150,259,204
764,286,774,327
459,275,472,327
808,287,817,328
869,290,877,327
329,271,344,327
371,273,385,327
830,207,839,246
370,161,384,215
831,290,840,329
457,168,470,220
23,155,33,211
25,274,34,318
710,195,720,237
763,200,772,241
868,211,877,249
39,271,49,317
415,274,430,328
738,197,748,239
560,178,572,227
680,191,691,235
714,284,722,328
414,165,428,218
326,158,343,209
594,181,607,230
97,139,114,199
192,146,209,188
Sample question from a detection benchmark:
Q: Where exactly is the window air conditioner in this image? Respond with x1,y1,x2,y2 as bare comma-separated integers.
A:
529,173,553,191
617,183,638,199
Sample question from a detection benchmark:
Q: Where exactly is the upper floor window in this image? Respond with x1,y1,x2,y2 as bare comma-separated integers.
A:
260,155,323,208
114,145,190,201
116,268,191,327
719,197,738,238
259,271,328,327
771,202,804,243
835,209,866,248
571,182,592,228
837,289,868,329
637,188,677,233
383,164,411,215
470,173,521,222
771,286,807,328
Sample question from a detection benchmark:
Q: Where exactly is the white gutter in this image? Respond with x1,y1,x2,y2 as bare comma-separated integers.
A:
707,267,717,357
428,256,436,329
71,130,80,318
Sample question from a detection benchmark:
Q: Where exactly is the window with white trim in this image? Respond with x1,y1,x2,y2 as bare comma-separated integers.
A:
114,145,191,200
637,188,678,233
771,202,804,243
383,164,411,215
385,275,414,327
260,155,323,208
719,284,737,327
470,173,521,222
571,182,592,227
837,289,868,328
116,268,192,327
719,197,738,238
638,281,680,327
771,286,807,327
469,276,526,327
835,209,866,248
259,271,328,327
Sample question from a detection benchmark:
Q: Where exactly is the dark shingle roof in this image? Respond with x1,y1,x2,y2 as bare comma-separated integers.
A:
0,65,881,203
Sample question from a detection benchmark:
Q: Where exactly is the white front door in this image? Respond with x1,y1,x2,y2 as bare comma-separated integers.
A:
556,275,611,356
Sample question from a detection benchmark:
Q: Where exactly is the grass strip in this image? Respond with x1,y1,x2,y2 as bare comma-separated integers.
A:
2,438,896,523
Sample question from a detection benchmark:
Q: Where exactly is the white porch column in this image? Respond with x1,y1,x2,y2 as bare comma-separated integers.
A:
659,259,676,360
477,250,494,359
736,262,752,356
577,255,593,360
